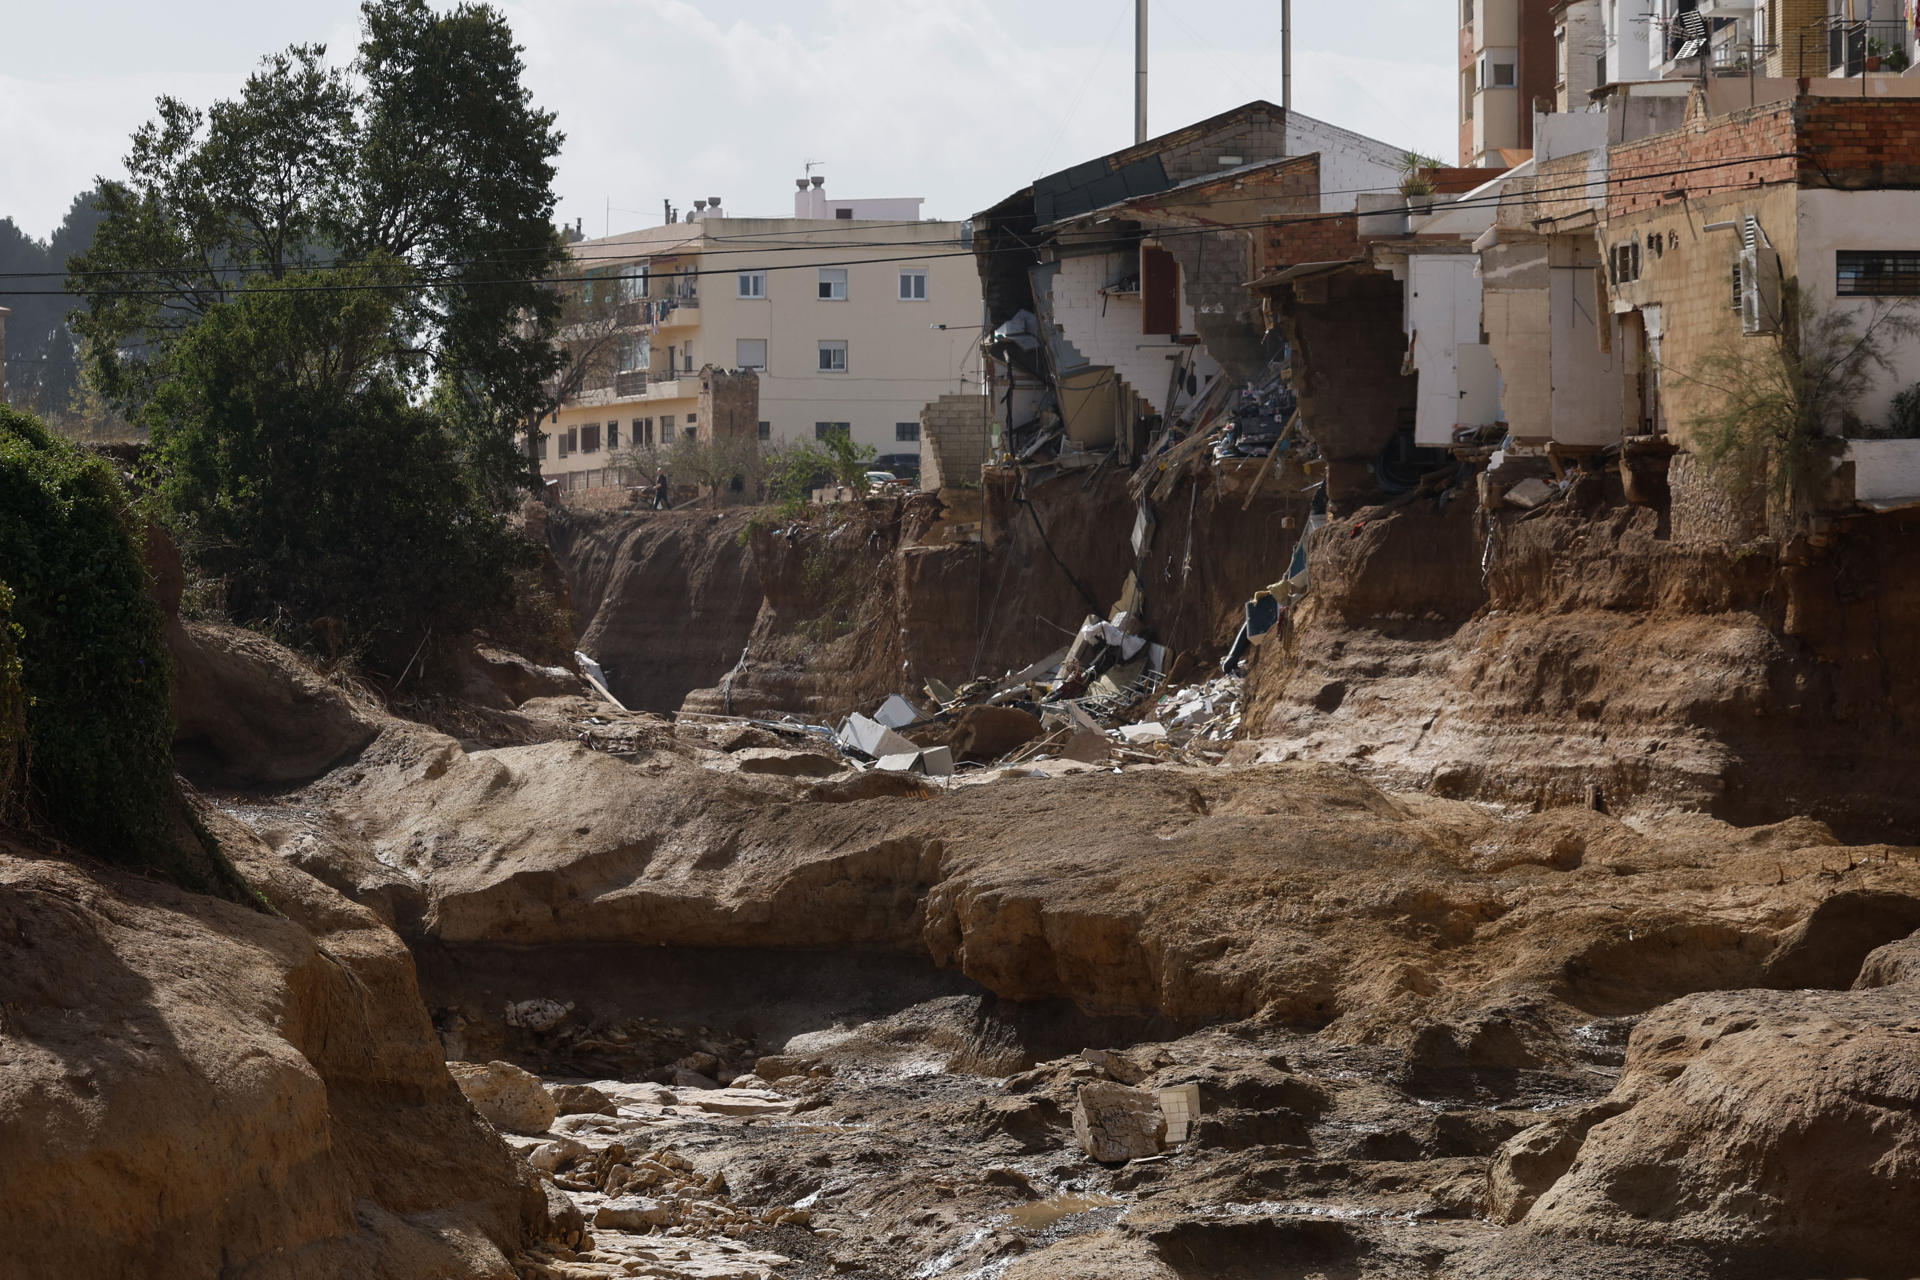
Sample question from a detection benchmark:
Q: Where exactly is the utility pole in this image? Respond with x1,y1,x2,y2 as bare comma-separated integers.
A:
1282,0,1293,113
1135,0,1149,144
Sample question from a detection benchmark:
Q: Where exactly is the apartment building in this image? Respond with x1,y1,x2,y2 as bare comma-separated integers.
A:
537,183,983,492
1459,0,1560,165
1641,0,1917,81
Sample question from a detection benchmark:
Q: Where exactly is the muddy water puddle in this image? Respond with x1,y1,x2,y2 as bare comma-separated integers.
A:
1003,1191,1124,1230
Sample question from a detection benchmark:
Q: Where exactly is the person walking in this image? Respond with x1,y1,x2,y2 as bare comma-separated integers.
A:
652,470,671,511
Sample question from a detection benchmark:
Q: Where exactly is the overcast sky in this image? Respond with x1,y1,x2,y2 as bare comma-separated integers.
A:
1,0,1457,242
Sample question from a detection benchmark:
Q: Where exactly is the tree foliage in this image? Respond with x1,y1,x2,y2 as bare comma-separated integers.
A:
0,405,241,895
146,266,533,659
1680,288,1919,515
69,0,565,665
0,192,110,418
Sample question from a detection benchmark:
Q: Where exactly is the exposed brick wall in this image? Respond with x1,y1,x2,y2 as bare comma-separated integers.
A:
1798,98,1920,190
921,393,991,492
1607,100,1798,218
1265,215,1360,272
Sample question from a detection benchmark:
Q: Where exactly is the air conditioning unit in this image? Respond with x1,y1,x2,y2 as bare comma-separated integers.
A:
1739,215,1780,337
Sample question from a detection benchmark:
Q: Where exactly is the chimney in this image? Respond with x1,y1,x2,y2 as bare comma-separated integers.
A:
809,175,827,219
795,178,811,217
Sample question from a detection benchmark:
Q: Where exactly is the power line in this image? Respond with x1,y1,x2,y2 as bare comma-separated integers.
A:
1,147,1803,284
0,152,1806,298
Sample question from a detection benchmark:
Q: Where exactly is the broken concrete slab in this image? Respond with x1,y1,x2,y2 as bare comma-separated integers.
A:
1117,722,1168,744
1504,476,1555,510
874,694,921,730
1072,1081,1167,1163
1062,729,1111,765
839,712,918,759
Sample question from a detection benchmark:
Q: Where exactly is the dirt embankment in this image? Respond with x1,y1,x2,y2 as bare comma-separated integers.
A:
1243,475,1920,841
0,812,559,1278
554,466,1306,724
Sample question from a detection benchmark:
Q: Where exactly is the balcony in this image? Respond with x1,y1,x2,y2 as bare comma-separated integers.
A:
614,369,649,397
1793,17,1913,77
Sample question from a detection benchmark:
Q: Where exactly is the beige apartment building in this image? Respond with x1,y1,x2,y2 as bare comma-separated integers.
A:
1459,0,1559,165
537,186,983,493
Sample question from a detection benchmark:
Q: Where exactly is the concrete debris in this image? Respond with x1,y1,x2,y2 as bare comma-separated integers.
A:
1503,476,1557,510
875,745,954,778
1071,1081,1167,1163
1157,1083,1203,1145
873,694,922,730
837,712,918,760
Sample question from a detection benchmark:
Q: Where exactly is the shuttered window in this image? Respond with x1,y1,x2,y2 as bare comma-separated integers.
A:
1837,251,1920,297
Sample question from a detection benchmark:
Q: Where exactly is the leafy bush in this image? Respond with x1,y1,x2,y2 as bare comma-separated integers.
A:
1891,383,1920,440
0,406,238,893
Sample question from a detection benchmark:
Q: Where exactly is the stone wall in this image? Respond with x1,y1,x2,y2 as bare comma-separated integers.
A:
696,367,760,443
1667,452,1767,547
920,393,991,492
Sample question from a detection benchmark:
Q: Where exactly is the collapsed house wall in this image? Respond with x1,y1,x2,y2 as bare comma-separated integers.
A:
1279,269,1420,503
920,394,991,492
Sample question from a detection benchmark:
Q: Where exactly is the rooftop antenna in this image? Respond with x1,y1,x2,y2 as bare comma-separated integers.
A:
805,159,826,180
1135,0,1149,144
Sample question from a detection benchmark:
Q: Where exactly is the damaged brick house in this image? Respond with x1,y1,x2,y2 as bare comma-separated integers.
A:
968,101,1408,471
1477,80,1920,531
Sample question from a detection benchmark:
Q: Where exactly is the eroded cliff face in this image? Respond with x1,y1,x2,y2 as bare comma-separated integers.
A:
547,508,767,713
1242,476,1920,841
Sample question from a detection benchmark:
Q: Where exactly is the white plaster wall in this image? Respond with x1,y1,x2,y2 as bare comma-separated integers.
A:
1604,0,1656,84
1797,188,1920,431
1847,439,1920,503
1287,114,1409,211
1550,235,1625,446
1048,250,1218,415
1407,254,1499,446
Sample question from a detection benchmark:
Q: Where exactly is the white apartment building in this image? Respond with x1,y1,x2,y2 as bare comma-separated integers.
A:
537,182,984,492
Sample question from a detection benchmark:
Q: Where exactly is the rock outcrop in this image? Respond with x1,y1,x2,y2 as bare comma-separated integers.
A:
0,814,548,1278
1514,987,1920,1275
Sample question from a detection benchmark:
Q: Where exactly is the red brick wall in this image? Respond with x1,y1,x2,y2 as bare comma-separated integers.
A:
1797,99,1920,190
1607,102,1798,218
1608,96,1920,220
1264,215,1360,273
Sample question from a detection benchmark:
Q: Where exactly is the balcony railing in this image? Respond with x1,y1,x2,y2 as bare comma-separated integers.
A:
614,369,649,397
1795,18,1912,78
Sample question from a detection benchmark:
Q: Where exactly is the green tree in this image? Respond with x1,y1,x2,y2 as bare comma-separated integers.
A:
1679,287,1919,515
69,0,565,665
0,191,108,417
145,265,532,662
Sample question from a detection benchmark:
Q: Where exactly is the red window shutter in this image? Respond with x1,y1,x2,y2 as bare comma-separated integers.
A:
1142,246,1178,336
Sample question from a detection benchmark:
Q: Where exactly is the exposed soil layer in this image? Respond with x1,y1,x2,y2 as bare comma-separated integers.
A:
1243,485,1920,841
555,468,1305,725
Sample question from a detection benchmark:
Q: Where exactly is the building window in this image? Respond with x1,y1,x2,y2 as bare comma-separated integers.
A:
895,421,920,442
835,208,854,220
608,422,620,450
1490,61,1516,88
898,268,928,301
815,422,851,440
1610,241,1642,285
818,340,848,372
660,415,674,437
684,426,697,441
687,413,698,425
818,268,848,300
538,433,548,460
736,338,767,370
758,421,772,440
738,271,766,299
560,427,577,457
644,418,654,445
618,334,648,371
582,423,601,453
1837,250,1920,297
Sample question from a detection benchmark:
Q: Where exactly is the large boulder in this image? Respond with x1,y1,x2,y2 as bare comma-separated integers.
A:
1072,1081,1166,1164
168,620,381,788
1485,1101,1627,1224
1852,928,1920,989
448,1060,560,1136
1518,988,1920,1275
